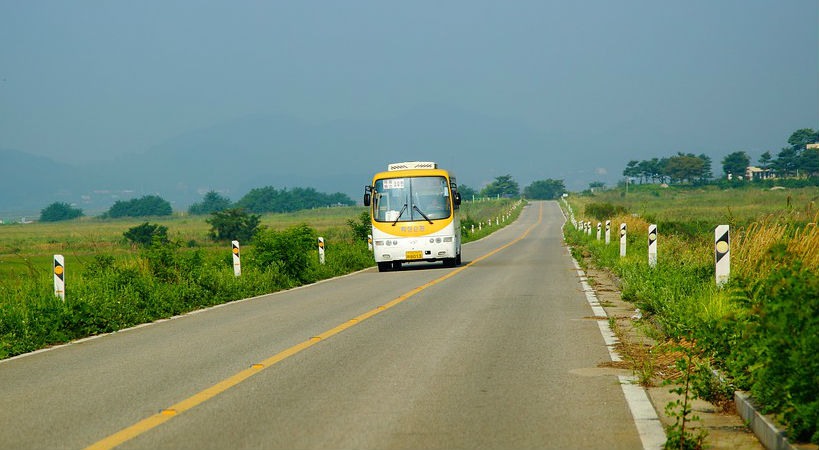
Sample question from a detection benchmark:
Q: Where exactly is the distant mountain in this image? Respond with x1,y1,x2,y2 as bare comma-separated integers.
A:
0,149,77,218
0,106,591,219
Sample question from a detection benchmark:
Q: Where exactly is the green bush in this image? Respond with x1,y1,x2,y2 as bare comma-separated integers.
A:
206,208,261,242
584,202,626,221
105,195,172,218
251,224,317,282
123,222,169,247
39,202,84,222
738,258,819,443
346,211,371,242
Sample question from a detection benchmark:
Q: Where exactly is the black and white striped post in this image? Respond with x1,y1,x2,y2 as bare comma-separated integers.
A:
231,240,241,277
619,223,627,257
715,225,730,286
596,222,602,241
648,224,658,268
605,220,611,244
54,254,65,300
318,237,326,265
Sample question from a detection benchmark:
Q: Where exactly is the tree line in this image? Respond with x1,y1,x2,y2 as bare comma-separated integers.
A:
39,187,355,222
39,175,569,223
459,175,566,201
623,128,819,185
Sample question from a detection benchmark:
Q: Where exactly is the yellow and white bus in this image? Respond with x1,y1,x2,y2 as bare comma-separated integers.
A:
364,161,462,272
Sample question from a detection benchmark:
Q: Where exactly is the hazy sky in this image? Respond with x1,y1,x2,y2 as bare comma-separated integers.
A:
1,1,817,179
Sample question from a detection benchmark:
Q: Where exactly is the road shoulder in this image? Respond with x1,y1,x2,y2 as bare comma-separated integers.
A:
581,261,764,450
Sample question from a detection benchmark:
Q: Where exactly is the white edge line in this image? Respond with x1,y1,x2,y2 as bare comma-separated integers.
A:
569,250,666,450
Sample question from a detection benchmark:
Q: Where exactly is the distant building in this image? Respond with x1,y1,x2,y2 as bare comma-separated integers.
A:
745,166,773,181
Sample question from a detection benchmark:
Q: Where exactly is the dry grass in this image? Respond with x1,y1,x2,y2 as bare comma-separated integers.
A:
733,211,819,279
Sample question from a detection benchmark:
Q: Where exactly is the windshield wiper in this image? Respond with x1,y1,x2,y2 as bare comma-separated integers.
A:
413,205,434,224
392,203,408,226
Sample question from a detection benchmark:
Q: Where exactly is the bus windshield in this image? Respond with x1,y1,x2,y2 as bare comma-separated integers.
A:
373,176,451,223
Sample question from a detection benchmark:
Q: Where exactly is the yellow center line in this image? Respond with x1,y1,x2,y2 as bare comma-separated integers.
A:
85,203,544,450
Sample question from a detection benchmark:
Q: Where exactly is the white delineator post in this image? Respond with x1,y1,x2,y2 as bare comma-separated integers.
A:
367,234,373,251
648,224,658,268
619,223,627,257
605,220,611,244
54,254,65,300
318,237,326,265
715,225,730,286
596,222,602,241
232,240,241,277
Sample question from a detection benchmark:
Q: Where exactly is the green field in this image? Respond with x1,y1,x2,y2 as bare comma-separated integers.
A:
581,183,819,224
0,206,367,281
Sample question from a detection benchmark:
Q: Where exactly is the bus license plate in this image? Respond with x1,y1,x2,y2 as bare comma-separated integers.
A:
405,251,422,260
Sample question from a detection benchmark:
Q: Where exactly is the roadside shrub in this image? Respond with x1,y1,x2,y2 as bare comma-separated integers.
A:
346,211,371,242
584,202,626,221
738,258,819,444
251,224,317,282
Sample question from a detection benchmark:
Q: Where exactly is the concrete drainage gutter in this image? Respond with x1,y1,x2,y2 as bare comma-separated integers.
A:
735,391,801,450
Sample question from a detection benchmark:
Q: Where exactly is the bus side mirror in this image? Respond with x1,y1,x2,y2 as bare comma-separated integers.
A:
454,192,461,206
363,186,372,206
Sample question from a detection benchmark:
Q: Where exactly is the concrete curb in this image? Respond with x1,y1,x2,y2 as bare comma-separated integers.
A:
735,391,799,450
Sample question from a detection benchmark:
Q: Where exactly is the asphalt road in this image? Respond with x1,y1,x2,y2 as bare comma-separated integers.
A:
0,201,643,449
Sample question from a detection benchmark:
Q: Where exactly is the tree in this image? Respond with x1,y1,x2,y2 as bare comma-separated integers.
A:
481,175,520,198
235,186,354,213
106,195,172,218
759,151,773,170
524,179,566,200
721,151,750,178
787,128,819,150
623,160,641,182
697,153,713,181
39,202,84,222
665,153,706,183
206,208,261,242
774,147,800,177
188,191,232,215
123,222,169,247
800,148,819,177
457,184,478,201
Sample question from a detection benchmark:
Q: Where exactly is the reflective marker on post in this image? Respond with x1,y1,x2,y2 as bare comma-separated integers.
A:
715,225,730,286
232,241,241,277
54,254,65,300
648,224,658,268
619,223,627,257
605,220,611,244
318,237,325,265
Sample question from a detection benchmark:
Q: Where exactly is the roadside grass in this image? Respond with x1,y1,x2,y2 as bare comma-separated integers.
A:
0,199,521,360
563,186,819,445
